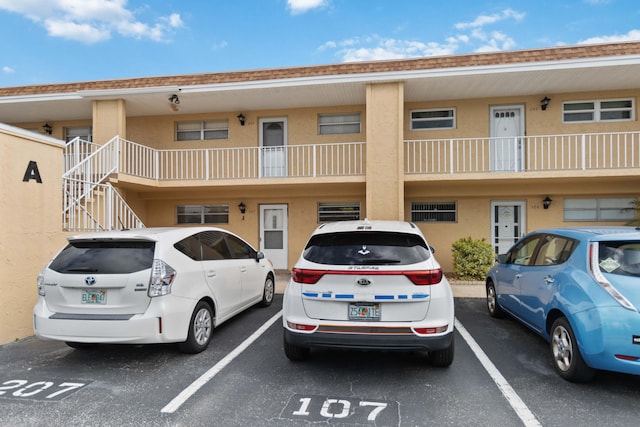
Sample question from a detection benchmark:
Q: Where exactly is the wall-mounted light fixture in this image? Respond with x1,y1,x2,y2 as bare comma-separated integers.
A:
540,96,551,111
543,196,553,210
42,123,52,135
237,113,245,126
168,94,180,105
238,202,246,220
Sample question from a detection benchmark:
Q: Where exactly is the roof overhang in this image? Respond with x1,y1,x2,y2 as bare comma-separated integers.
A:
2,49,640,124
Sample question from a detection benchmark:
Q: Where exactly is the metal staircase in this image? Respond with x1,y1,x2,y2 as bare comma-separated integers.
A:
63,136,144,231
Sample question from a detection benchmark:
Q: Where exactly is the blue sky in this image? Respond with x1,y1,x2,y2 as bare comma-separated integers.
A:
0,0,638,87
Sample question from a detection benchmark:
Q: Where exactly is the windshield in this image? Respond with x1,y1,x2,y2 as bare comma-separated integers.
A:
303,231,431,266
598,240,640,277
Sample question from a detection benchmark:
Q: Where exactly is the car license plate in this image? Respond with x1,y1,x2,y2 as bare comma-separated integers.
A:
81,290,107,304
348,302,380,320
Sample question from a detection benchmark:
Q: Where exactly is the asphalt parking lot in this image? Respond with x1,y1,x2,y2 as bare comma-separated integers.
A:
2,283,640,426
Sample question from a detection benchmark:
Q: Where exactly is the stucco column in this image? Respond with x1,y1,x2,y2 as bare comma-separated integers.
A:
365,81,404,220
92,99,126,144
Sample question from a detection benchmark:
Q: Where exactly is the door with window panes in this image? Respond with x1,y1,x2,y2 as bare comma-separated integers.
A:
260,204,288,269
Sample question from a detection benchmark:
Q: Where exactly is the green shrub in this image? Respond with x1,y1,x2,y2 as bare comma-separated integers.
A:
451,236,495,281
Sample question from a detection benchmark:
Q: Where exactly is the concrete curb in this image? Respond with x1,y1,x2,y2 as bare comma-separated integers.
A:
274,271,485,298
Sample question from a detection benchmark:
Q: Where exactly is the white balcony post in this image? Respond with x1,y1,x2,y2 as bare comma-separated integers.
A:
313,144,317,177
449,139,454,174
581,134,586,170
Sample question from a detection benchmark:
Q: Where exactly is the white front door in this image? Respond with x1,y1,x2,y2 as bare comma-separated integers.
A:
490,105,524,171
260,204,288,269
259,118,287,177
491,201,526,255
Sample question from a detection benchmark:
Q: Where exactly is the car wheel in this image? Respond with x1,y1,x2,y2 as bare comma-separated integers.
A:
257,275,275,307
178,301,213,354
428,337,455,367
550,317,595,382
283,335,310,361
486,280,504,318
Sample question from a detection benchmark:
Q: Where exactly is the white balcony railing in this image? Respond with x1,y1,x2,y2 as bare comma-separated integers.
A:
118,139,366,180
405,132,640,174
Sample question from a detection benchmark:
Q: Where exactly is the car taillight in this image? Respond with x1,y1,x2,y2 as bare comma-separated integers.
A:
588,243,636,312
36,270,45,296
292,268,325,284
413,325,449,335
404,269,443,285
148,259,177,297
287,321,318,332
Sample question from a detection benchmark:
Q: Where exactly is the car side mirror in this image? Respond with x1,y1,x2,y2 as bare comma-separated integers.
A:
256,251,265,262
496,254,507,264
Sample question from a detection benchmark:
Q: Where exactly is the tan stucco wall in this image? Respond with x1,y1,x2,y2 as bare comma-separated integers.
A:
0,124,67,344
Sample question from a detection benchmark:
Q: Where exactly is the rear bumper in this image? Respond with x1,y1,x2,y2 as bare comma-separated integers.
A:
33,295,195,344
284,328,454,352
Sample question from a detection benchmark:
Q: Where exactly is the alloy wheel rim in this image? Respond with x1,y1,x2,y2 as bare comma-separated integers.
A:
552,325,572,371
265,278,274,302
194,308,212,345
487,287,496,313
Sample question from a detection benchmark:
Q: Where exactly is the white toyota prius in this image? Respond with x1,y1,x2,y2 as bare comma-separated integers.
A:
282,220,455,366
34,227,275,353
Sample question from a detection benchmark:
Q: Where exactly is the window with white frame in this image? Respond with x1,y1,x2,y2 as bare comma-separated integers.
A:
410,109,456,130
318,113,361,135
177,205,229,224
563,99,634,123
176,120,229,141
318,202,361,222
563,198,635,222
411,202,457,222
65,127,93,142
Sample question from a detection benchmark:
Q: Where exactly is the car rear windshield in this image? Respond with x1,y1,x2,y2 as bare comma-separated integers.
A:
303,231,431,265
598,241,640,277
48,241,155,274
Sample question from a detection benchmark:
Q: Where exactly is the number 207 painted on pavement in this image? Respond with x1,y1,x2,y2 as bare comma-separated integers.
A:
0,380,88,401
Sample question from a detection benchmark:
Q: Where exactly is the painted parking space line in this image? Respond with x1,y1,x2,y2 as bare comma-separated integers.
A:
455,318,542,427
161,310,283,414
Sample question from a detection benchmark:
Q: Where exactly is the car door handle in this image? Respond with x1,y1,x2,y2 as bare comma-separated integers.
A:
240,266,247,273
515,273,522,279
207,270,216,278
544,276,555,284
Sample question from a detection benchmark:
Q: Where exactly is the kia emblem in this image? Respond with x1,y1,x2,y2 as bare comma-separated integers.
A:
357,278,371,286
85,276,97,286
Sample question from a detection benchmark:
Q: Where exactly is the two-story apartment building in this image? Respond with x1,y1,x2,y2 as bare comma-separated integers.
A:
2,41,640,275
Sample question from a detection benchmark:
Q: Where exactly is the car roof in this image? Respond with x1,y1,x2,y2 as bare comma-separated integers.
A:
312,219,424,236
67,226,230,243
532,226,640,241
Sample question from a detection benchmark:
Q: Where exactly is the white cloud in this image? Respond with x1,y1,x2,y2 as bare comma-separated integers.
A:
579,29,640,44
330,35,460,62
287,0,328,15
2,66,15,73
455,8,525,30
0,0,183,43
320,8,526,62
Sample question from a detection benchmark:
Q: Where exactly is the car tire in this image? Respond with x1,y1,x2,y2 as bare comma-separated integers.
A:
178,301,213,354
550,317,595,382
486,280,505,318
428,337,455,367
283,335,310,361
257,275,275,307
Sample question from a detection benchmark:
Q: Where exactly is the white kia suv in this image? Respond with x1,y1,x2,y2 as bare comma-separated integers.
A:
34,227,275,353
282,220,455,366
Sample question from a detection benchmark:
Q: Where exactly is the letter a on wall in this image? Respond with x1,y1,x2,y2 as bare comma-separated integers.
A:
23,160,43,183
